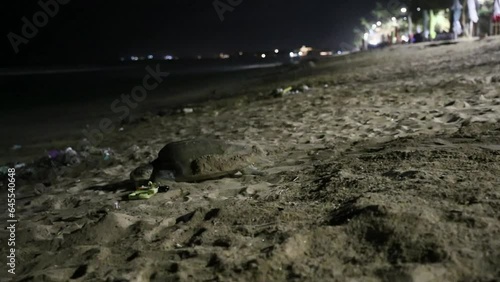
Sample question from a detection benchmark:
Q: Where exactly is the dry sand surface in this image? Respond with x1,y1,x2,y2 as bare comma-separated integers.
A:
1,38,500,282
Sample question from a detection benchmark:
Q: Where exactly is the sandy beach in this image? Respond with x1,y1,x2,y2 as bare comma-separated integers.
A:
1,38,500,282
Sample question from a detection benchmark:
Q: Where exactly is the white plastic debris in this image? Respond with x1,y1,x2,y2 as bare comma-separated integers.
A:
64,147,81,165
11,145,22,150
103,149,112,161
14,163,26,169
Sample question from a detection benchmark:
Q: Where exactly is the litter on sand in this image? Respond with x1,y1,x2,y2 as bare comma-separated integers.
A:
11,145,22,150
128,181,159,200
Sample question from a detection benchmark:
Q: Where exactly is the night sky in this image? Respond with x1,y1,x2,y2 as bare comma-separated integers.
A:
2,0,378,66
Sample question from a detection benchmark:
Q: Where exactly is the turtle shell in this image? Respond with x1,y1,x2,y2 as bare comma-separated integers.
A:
152,138,257,182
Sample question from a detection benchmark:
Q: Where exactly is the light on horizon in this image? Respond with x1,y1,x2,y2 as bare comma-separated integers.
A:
401,7,407,13
261,53,266,58
392,17,397,22
274,49,279,54
376,21,382,26
299,45,312,57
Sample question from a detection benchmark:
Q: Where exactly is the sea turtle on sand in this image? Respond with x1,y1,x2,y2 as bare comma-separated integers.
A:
130,138,267,183
130,164,155,185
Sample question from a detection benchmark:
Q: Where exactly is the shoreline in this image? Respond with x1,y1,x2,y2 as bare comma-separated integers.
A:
0,56,332,163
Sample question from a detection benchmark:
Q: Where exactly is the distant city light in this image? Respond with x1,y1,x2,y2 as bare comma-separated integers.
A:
299,45,312,56
197,55,202,60
219,53,230,59
320,51,333,56
274,49,279,54
289,52,298,58
147,55,153,60
403,17,408,21
401,7,407,13
391,17,397,22
417,7,421,11
261,53,266,58
377,21,382,26
131,56,139,61
164,55,173,60
372,24,377,29
337,51,342,55
364,33,369,40
120,57,125,61
239,51,243,56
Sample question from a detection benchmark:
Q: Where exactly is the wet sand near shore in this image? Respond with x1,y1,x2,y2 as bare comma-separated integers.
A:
1,38,500,281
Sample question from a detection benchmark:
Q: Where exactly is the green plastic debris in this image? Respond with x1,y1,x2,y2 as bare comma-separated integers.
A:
128,181,159,200
282,86,293,95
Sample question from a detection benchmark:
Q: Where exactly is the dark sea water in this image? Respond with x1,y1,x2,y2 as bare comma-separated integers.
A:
0,57,288,110
0,57,294,148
